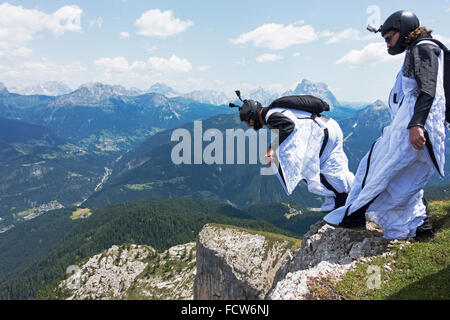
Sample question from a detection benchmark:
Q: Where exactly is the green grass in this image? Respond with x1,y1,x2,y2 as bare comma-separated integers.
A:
207,223,302,271
208,223,302,249
335,200,450,300
70,208,92,220
125,245,196,300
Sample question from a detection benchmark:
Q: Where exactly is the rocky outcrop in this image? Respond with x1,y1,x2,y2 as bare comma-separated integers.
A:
60,219,392,300
194,221,391,300
268,221,389,299
194,224,300,300
62,242,196,300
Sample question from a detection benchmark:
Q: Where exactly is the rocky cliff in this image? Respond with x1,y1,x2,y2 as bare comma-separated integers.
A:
194,221,392,300
53,208,445,300
60,242,196,300
194,224,301,300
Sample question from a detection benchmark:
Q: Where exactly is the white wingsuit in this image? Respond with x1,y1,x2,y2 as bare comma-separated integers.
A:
324,40,447,239
266,107,355,212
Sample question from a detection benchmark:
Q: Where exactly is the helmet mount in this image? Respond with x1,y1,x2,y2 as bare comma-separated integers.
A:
367,10,420,55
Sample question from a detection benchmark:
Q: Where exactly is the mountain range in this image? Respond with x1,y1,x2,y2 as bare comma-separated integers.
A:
9,81,72,96
0,83,236,152
2,78,340,107
1,79,448,234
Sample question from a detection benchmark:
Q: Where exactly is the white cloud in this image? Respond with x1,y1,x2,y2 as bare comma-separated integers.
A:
256,53,284,62
144,44,158,53
293,52,301,57
94,55,192,74
130,61,146,70
12,47,32,57
147,55,192,72
335,42,402,67
1,58,86,86
231,21,317,50
39,5,82,36
321,28,378,44
198,65,211,71
234,58,249,66
94,56,133,73
119,31,130,39
0,3,82,57
323,28,360,44
135,9,193,38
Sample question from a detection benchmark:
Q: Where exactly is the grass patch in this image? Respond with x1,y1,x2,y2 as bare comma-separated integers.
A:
207,223,302,250
70,208,92,220
207,223,302,269
67,172,83,178
335,200,450,300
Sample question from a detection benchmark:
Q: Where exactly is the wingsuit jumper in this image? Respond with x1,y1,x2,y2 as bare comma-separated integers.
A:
324,10,447,239
231,92,355,212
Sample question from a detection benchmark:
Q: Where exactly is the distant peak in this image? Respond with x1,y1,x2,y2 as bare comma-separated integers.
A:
148,83,178,97
286,79,339,107
0,82,9,94
149,82,173,90
296,79,327,89
300,79,312,84
79,82,120,89
9,81,72,96
369,99,388,110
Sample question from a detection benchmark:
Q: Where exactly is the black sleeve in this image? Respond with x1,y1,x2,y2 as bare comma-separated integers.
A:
407,43,440,128
266,112,295,148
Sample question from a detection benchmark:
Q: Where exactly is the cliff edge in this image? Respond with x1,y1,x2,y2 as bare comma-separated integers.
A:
194,221,391,300
194,224,300,299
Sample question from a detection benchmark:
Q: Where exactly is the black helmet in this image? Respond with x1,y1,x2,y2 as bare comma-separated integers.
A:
380,10,420,55
229,91,264,130
239,99,262,121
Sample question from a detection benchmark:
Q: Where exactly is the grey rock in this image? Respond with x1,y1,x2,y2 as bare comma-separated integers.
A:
194,220,390,300
194,224,297,300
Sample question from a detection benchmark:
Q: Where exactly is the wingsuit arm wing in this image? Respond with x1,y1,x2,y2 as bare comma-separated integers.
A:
266,112,295,150
407,43,440,128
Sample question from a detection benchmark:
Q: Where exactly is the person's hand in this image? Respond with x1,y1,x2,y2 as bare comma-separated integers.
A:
265,148,274,166
409,126,426,150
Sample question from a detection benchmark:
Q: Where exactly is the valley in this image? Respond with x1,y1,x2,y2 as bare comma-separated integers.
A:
0,79,448,300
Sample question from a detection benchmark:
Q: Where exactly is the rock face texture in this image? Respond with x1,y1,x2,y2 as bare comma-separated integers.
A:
268,221,389,299
63,242,196,300
194,221,390,300
61,219,392,300
194,224,300,300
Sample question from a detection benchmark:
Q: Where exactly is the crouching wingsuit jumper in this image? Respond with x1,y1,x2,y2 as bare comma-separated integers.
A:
230,92,354,212
324,10,447,239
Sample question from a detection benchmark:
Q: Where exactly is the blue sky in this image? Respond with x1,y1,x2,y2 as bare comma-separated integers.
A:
1,0,450,102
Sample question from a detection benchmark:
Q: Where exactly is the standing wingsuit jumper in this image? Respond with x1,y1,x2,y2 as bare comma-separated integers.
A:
231,93,355,213
324,10,447,239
